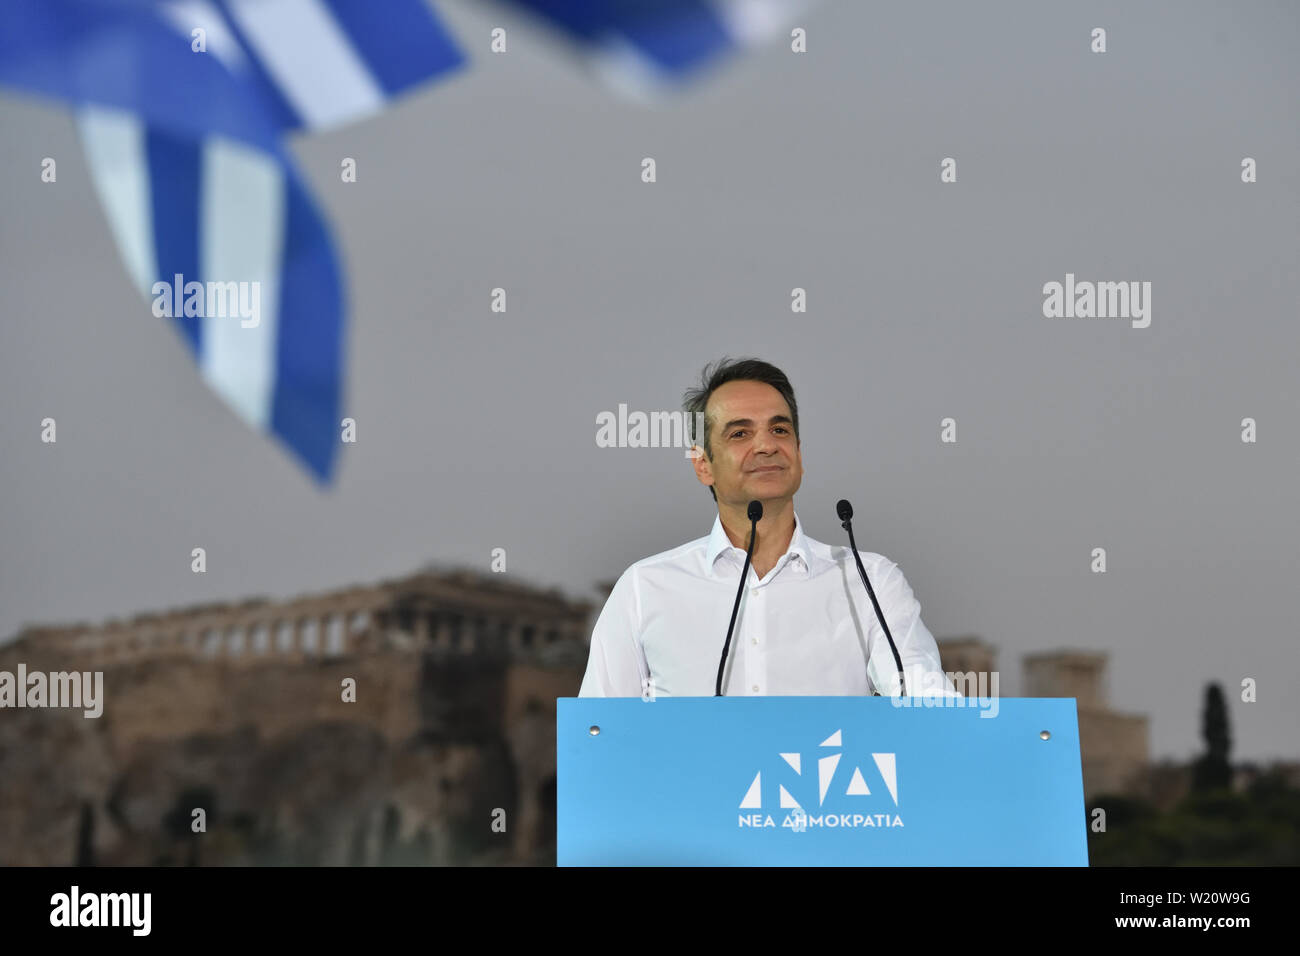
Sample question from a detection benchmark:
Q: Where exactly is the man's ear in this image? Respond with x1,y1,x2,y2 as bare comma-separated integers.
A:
691,445,714,490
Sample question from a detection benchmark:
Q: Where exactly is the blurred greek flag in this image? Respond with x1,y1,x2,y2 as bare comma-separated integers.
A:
495,0,816,96
0,0,811,483
0,0,464,483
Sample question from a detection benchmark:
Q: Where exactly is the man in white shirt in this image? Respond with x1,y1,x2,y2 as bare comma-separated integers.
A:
579,358,959,699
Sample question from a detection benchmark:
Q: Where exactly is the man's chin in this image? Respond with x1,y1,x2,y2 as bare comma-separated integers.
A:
734,480,798,504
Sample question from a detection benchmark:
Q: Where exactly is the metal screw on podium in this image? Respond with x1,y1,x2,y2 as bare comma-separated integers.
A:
589,725,600,736
1039,730,1051,740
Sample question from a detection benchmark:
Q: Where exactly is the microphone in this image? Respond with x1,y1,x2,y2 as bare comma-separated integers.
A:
715,500,763,697
836,499,907,697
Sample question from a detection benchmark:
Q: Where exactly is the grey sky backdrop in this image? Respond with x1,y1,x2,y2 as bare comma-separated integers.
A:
2,1,1297,762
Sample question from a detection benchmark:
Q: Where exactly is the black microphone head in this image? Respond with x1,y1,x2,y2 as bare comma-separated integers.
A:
836,499,853,522
747,500,763,522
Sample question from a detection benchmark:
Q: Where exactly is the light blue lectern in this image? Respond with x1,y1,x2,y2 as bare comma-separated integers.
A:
557,697,1088,866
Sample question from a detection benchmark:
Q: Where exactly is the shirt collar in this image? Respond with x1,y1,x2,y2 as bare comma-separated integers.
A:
705,509,821,579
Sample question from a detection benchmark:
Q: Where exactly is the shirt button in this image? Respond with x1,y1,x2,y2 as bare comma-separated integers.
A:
750,588,759,597
751,637,758,645
752,684,759,693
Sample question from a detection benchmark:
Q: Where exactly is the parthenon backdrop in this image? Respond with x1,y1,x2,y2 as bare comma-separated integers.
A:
0,565,1171,865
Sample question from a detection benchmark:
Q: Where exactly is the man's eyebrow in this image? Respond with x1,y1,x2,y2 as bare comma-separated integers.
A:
720,415,793,431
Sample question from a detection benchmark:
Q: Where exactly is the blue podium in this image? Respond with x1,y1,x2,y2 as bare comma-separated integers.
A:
557,696,1088,865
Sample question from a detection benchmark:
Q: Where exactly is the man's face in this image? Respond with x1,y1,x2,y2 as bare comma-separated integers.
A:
693,380,803,507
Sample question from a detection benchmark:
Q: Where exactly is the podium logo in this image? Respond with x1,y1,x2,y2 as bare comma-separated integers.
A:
737,729,904,830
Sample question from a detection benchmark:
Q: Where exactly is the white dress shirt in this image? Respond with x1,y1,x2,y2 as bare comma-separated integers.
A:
579,512,960,698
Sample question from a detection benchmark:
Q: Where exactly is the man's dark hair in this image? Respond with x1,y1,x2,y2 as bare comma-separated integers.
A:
682,358,800,502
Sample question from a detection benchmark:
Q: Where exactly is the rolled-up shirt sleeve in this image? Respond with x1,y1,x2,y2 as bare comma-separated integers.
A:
867,558,960,697
579,567,648,698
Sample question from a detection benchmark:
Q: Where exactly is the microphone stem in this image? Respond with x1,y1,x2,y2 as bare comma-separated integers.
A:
715,518,758,697
843,519,907,697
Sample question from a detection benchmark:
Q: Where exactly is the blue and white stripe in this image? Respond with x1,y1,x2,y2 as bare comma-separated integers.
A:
1,0,464,482
499,0,817,96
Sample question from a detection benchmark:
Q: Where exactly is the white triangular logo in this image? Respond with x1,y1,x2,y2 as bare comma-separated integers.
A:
846,767,871,795
818,753,842,804
872,753,898,805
